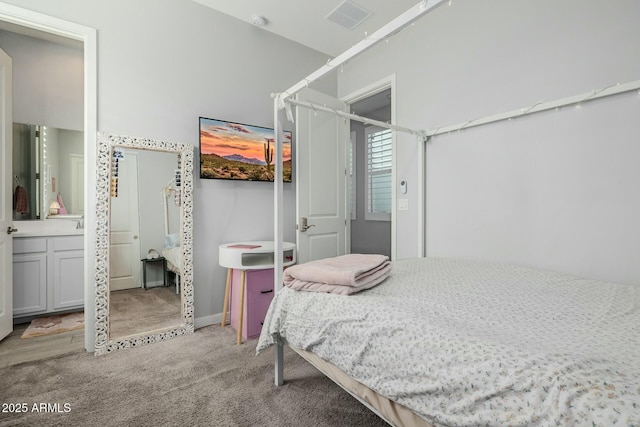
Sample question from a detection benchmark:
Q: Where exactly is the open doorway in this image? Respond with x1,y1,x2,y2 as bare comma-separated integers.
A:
0,3,97,358
349,88,392,258
0,26,85,365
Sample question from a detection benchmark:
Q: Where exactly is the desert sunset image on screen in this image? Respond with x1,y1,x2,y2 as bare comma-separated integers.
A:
199,117,292,182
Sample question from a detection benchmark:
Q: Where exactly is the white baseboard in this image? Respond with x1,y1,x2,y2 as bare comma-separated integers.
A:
194,312,228,329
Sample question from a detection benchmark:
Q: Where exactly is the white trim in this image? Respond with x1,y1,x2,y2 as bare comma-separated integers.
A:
0,3,97,352
417,135,425,257
342,75,401,260
342,75,395,105
346,130,355,254
349,131,356,221
390,78,398,261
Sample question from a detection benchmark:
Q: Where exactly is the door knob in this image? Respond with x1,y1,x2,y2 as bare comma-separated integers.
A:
6,226,18,235
299,217,315,232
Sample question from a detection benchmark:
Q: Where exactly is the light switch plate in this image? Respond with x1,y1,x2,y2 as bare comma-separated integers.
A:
398,198,409,211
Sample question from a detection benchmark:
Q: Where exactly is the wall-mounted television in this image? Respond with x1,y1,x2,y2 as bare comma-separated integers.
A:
199,117,292,182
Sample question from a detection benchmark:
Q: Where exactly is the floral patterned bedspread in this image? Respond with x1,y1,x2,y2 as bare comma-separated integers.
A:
256,257,640,426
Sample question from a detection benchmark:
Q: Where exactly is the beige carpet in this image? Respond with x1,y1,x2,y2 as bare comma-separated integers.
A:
109,286,181,339
21,312,84,339
0,325,388,427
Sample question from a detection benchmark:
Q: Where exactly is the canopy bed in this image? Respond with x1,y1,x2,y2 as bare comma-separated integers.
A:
257,257,640,425
262,0,640,425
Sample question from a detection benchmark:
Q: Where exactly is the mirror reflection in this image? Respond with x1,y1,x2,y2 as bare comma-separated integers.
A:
12,123,84,221
108,147,182,340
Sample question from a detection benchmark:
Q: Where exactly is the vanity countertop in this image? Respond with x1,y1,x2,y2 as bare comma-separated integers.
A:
11,220,84,238
13,229,84,237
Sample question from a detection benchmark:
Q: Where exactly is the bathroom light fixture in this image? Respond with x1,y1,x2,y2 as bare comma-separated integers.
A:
251,15,267,26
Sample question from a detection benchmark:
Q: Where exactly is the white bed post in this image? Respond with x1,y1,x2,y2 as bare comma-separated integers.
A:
273,97,285,386
274,334,284,386
273,100,284,293
417,133,427,257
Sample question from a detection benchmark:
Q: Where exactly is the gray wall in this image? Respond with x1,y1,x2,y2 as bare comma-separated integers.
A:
0,29,83,130
0,30,84,219
339,0,640,285
57,129,84,215
2,0,335,330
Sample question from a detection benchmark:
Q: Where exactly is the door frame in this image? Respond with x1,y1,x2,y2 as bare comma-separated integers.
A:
0,4,97,352
0,47,13,341
342,75,398,260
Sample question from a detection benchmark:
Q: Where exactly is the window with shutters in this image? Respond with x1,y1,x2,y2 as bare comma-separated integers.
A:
365,126,392,221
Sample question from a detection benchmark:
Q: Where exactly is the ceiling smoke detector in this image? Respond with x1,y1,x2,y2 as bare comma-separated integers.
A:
325,0,373,30
251,15,267,27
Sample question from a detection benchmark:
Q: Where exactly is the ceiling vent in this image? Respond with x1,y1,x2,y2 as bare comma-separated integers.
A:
325,0,373,30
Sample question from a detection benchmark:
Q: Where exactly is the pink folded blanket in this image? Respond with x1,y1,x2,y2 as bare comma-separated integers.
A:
283,254,391,295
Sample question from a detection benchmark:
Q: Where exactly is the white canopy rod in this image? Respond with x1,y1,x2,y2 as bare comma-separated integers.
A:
285,97,426,138
276,0,446,105
425,79,640,138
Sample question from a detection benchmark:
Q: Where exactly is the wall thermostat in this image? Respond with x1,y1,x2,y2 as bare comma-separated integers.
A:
400,180,407,194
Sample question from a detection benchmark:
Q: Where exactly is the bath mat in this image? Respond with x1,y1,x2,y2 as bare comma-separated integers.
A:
21,312,84,339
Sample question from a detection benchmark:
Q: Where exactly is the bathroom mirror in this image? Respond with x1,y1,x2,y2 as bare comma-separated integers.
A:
12,123,84,221
94,132,194,355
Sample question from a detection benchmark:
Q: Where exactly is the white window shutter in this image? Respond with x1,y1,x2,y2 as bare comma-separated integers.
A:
366,127,392,221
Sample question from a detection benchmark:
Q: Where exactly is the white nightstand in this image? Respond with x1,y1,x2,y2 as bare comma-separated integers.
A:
219,241,296,345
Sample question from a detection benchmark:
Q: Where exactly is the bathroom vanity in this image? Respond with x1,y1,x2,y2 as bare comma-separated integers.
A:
12,221,84,321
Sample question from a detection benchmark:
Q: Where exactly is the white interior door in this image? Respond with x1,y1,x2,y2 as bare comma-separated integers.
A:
109,151,141,291
296,88,349,263
0,48,13,341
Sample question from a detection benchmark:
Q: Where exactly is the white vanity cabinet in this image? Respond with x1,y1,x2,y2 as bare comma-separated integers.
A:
50,236,84,310
12,238,48,316
13,235,84,318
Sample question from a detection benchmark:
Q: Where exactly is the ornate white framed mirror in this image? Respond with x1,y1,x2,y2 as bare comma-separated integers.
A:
94,132,194,355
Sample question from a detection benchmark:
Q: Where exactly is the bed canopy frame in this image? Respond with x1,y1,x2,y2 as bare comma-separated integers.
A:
271,0,640,293
269,0,446,391
267,0,640,416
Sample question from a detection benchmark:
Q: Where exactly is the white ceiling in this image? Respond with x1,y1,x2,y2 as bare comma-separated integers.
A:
192,0,422,57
